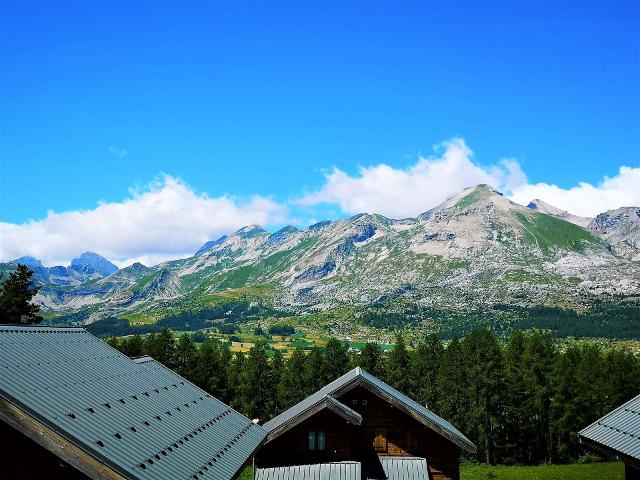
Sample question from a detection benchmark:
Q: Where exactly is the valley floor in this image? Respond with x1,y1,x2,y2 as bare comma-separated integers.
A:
239,461,624,479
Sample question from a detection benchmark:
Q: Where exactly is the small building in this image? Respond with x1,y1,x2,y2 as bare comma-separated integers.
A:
579,393,640,480
0,325,266,480
255,367,476,480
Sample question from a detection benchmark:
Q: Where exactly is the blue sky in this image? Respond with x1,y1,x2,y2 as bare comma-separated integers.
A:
1,1,639,266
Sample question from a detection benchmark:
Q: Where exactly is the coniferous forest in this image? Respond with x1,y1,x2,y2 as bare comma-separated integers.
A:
108,328,640,466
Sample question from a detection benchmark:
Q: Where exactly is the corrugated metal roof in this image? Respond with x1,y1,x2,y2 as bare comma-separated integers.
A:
0,325,266,480
262,367,475,453
255,457,429,480
372,456,429,480
579,393,640,461
255,461,361,480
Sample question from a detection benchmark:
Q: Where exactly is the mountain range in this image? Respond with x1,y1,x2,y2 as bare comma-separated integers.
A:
2,185,639,327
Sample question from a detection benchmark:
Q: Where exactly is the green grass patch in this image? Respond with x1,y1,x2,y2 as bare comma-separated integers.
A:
514,211,601,255
461,461,623,480
456,186,490,209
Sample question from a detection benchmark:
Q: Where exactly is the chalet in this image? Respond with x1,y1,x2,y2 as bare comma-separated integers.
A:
579,393,640,480
0,325,266,480
255,367,476,480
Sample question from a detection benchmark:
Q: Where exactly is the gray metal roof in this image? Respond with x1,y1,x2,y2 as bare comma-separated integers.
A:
254,457,428,480
325,395,363,426
262,367,475,453
579,393,640,462
0,325,266,480
373,457,429,480
255,461,361,480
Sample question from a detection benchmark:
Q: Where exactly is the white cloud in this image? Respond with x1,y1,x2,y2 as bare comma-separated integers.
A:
0,175,288,267
509,166,640,218
299,138,524,218
2,140,637,269
299,138,639,219
108,146,128,158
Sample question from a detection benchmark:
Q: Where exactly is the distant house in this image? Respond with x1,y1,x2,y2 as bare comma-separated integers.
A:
0,325,266,480
579,394,640,480
255,367,476,480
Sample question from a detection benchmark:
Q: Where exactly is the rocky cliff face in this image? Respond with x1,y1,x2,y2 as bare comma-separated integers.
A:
588,207,640,261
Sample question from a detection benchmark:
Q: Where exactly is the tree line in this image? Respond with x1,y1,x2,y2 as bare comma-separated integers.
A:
108,328,640,466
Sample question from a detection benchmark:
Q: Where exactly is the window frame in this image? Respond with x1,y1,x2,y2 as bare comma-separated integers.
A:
308,430,326,452
308,431,317,451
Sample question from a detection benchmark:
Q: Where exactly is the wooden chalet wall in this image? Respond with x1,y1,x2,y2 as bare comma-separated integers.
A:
1,418,91,479
257,386,461,480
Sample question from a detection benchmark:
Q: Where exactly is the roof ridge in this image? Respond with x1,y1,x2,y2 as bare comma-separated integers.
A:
0,325,86,333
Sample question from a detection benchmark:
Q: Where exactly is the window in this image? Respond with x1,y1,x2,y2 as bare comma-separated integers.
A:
373,429,387,452
308,431,326,451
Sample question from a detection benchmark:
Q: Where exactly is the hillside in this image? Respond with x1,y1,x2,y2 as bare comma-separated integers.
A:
3,185,639,333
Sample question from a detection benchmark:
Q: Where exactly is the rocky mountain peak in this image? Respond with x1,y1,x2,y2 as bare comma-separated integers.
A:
233,225,268,239
70,252,118,276
12,256,43,269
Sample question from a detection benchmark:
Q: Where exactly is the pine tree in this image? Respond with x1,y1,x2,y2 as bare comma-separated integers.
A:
304,347,327,394
521,331,556,464
193,338,224,396
238,343,274,420
122,335,145,357
551,344,582,461
435,338,467,434
602,348,640,410
502,330,528,464
386,335,412,395
175,333,197,380
270,349,285,416
145,328,176,368
0,264,43,324
227,351,246,410
278,348,309,409
412,334,444,411
462,330,505,464
358,342,386,378
323,338,350,381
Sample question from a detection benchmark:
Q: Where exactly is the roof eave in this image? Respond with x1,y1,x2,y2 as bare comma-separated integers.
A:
578,435,640,469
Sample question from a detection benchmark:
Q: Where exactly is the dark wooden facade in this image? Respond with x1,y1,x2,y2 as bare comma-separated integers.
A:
256,386,461,480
